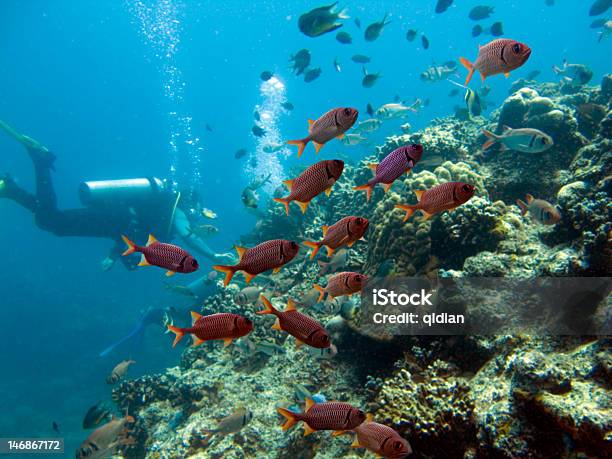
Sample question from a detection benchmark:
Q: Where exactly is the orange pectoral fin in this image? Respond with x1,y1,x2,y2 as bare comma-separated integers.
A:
504,72,510,78
297,201,310,214
165,270,176,277
325,187,333,197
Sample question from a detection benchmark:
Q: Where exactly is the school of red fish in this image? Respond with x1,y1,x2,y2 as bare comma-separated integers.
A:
103,38,536,458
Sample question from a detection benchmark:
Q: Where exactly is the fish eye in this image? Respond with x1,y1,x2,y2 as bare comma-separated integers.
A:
512,43,521,53
290,241,298,250
462,184,471,192
343,108,351,116
191,259,198,267
356,217,363,224
394,441,404,450
245,318,253,326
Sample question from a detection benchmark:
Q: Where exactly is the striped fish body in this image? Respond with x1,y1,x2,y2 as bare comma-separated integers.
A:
353,421,412,459
278,310,329,348
300,402,364,431
396,182,475,221
323,216,368,249
259,297,331,348
122,234,199,276
275,160,344,214
460,39,531,85
236,240,298,275
290,161,342,202
288,108,358,157
317,271,368,299
187,313,252,343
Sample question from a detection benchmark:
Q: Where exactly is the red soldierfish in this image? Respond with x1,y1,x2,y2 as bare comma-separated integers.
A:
121,234,199,277
349,414,412,459
303,216,369,259
288,107,358,158
167,311,253,348
460,38,531,85
277,398,366,436
354,144,423,201
274,160,344,215
516,194,561,225
257,295,331,349
213,239,299,286
314,271,368,301
395,182,475,221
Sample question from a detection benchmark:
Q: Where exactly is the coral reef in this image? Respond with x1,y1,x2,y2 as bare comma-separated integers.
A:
111,78,611,458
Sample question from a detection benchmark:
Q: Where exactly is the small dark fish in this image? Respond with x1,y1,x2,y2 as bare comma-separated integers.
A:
362,67,381,88
351,54,371,64
252,125,266,137
490,21,504,36
366,103,374,116
253,110,260,122
336,31,352,44
472,24,483,37
282,101,294,111
249,157,258,168
290,49,311,75
52,421,60,435
436,0,453,14
449,88,459,97
355,18,361,28
260,70,273,81
590,18,607,28
205,123,213,132
469,5,494,20
421,34,430,49
364,14,391,41
406,29,417,41
526,70,541,80
304,67,322,82
590,0,612,16
122,234,199,277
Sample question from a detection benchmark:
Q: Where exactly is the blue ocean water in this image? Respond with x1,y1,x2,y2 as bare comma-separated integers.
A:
0,0,610,454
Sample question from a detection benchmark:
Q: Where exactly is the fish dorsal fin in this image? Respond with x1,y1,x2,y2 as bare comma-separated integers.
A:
191,311,203,324
368,163,378,174
305,397,315,412
308,119,314,127
283,179,294,191
414,190,425,201
365,413,374,422
235,245,247,261
286,298,297,311
147,234,158,246
322,225,329,237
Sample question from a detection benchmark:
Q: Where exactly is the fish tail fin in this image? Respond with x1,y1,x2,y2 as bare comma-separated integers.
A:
273,197,290,216
121,235,138,256
212,265,237,286
167,325,185,348
353,183,374,202
337,7,350,19
482,129,499,150
257,295,278,315
395,204,417,222
277,407,299,431
313,284,325,303
303,241,321,260
317,260,329,275
287,139,308,158
459,57,475,85
516,199,528,215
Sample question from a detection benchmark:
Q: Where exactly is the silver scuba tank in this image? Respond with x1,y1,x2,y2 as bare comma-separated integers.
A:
79,177,165,207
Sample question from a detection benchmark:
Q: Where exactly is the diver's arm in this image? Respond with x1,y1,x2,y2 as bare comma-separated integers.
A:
173,208,233,263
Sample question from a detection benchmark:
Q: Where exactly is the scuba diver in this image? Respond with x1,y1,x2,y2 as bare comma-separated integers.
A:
0,120,234,271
